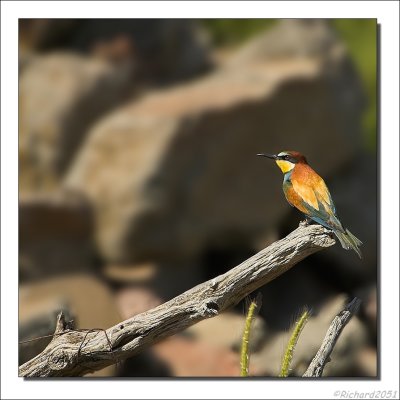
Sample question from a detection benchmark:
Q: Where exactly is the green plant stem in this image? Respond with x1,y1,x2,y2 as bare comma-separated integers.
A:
240,299,259,377
279,309,309,377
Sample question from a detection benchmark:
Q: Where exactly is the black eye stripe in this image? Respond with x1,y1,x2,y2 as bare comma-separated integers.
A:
281,155,295,162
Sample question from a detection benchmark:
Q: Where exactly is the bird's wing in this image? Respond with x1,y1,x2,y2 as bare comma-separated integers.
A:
314,179,336,216
290,175,345,232
291,174,336,215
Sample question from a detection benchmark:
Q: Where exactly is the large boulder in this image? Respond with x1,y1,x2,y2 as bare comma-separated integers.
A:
19,19,212,84
64,20,365,264
19,191,95,281
70,19,212,83
19,53,133,192
227,19,340,65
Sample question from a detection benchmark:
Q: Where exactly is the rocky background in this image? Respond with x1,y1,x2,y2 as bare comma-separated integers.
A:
18,19,377,377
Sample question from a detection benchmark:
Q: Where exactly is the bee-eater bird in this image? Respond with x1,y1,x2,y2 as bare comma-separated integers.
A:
257,150,362,258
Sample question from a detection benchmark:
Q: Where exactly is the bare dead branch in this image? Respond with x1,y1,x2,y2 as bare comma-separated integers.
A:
19,224,335,377
303,297,362,377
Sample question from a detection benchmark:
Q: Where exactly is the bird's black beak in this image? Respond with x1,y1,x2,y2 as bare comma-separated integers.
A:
257,153,278,160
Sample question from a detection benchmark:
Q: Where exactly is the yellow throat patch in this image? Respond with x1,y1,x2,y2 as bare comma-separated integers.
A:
276,160,295,174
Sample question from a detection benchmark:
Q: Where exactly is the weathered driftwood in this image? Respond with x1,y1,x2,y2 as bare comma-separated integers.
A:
303,297,362,377
19,224,335,377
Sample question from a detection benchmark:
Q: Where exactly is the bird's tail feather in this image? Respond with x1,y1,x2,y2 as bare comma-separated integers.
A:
334,229,363,259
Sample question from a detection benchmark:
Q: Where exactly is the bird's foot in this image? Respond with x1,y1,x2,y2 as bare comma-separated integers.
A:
299,217,312,227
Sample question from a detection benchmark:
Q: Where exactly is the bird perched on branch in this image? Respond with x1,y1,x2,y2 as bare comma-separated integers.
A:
257,150,362,258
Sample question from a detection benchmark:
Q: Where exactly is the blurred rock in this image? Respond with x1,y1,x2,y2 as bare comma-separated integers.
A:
117,350,172,377
227,19,339,66
364,286,377,334
19,19,81,52
103,263,157,286
252,294,368,377
355,347,377,377
19,191,95,281
19,273,121,329
19,52,133,192
115,286,163,320
91,34,136,65
75,19,212,83
186,312,267,353
357,285,377,339
106,260,205,305
150,260,207,301
153,335,243,377
19,19,212,84
19,273,121,376
65,19,364,264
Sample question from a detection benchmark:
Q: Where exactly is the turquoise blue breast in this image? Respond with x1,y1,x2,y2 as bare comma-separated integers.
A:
283,170,292,183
